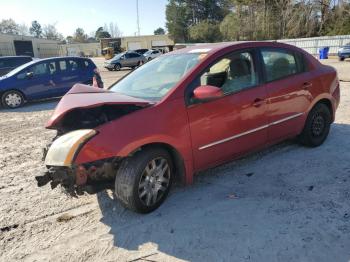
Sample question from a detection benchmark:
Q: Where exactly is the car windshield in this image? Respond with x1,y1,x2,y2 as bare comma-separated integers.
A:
112,53,124,60
4,60,36,76
110,53,201,101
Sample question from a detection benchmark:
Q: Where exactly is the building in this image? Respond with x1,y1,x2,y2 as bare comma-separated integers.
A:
101,34,175,53
58,42,101,57
0,33,60,58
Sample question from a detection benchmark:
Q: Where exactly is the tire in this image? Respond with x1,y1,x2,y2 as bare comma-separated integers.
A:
148,57,152,61
115,147,173,213
339,57,345,61
107,68,113,71
1,90,25,109
114,63,121,71
298,103,331,147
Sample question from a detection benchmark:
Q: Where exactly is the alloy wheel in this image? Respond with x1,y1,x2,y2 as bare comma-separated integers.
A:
138,157,171,207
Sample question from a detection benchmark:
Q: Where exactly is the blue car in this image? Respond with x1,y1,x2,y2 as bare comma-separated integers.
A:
0,57,98,108
338,43,350,61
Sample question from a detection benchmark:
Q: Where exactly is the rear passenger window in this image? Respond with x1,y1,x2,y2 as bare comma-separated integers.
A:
68,60,78,71
261,49,298,81
48,61,57,75
59,61,67,71
84,60,91,68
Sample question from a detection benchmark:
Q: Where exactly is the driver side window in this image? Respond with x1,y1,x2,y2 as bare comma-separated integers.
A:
199,51,258,95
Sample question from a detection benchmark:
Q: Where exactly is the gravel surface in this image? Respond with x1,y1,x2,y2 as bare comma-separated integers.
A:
0,58,349,262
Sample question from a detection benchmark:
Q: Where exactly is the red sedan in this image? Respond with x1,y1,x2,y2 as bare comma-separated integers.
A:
36,42,340,213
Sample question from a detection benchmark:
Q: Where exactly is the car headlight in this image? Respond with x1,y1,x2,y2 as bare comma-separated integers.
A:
45,129,97,166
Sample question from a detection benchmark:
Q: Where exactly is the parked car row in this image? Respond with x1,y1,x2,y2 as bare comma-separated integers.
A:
0,57,99,108
104,49,163,71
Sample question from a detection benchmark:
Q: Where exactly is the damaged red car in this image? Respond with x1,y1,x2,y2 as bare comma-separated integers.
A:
36,42,340,213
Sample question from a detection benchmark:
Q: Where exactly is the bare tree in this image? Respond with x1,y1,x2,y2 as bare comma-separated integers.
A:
104,22,122,38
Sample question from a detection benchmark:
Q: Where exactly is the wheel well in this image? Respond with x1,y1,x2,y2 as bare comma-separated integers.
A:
137,143,186,185
315,98,333,122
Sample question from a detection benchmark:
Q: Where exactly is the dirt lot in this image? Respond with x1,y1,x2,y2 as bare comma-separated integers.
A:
0,58,349,262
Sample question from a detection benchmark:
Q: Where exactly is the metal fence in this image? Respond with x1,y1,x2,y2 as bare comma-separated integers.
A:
278,35,350,55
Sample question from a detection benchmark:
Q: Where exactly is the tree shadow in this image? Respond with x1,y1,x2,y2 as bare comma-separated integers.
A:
97,123,350,261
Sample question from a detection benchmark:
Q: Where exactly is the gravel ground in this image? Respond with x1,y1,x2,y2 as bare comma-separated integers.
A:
0,58,349,262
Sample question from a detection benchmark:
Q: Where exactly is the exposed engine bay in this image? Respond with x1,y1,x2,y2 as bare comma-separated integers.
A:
54,104,144,135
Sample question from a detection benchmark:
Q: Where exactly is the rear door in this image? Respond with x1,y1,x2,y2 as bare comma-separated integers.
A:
55,59,82,95
79,59,95,84
260,48,313,143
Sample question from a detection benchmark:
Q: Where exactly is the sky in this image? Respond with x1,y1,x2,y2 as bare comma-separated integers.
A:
0,0,168,37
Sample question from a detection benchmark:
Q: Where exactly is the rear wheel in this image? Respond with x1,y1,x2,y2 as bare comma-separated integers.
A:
298,103,331,147
114,147,173,213
339,56,345,61
1,90,24,109
114,63,121,71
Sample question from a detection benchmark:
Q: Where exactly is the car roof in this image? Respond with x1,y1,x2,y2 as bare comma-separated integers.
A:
169,41,303,56
0,56,32,59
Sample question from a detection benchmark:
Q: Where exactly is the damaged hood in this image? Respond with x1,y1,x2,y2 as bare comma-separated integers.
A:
46,84,152,128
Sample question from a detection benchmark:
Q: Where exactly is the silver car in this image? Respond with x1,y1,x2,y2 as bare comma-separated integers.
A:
104,52,147,71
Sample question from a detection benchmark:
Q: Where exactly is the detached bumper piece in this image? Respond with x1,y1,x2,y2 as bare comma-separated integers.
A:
35,167,80,197
36,158,120,197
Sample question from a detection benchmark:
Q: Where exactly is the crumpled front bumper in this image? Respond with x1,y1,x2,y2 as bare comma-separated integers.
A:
36,129,118,196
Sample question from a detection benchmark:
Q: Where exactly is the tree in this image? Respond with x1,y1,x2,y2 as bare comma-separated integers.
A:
95,26,111,40
189,20,222,42
42,23,62,40
0,19,19,34
154,27,166,35
74,28,88,42
18,23,29,36
66,36,74,44
29,20,42,38
166,0,190,42
220,12,240,41
106,22,122,37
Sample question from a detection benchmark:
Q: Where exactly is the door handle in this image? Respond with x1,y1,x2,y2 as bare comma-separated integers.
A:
252,98,266,107
302,82,313,89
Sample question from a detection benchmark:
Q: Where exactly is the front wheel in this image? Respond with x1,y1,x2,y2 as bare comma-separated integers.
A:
339,56,345,61
298,103,331,147
1,90,25,109
114,63,121,71
114,148,173,213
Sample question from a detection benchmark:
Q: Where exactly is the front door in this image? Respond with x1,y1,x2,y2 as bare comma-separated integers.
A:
186,49,269,171
16,62,56,100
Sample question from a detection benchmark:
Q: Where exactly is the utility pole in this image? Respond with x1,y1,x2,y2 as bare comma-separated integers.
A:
136,0,140,36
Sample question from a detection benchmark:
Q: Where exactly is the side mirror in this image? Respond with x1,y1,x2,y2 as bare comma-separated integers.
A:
120,56,125,60
193,85,223,100
26,72,34,78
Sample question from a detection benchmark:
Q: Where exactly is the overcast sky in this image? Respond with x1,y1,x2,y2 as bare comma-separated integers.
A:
1,0,168,37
